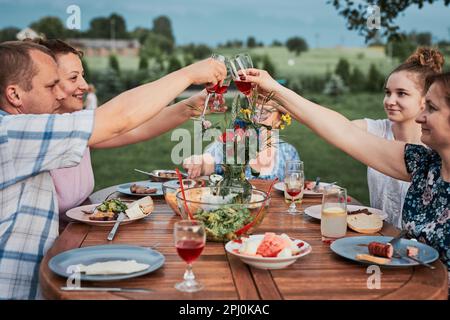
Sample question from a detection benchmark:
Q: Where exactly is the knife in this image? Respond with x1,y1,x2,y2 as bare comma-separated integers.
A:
107,212,126,241
61,286,152,293
312,177,321,192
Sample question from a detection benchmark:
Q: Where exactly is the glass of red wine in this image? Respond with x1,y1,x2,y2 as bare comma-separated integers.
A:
284,160,304,215
174,220,206,292
230,53,254,96
197,54,228,122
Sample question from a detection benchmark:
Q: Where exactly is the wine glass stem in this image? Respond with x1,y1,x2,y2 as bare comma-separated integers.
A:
201,93,211,121
184,263,195,283
290,199,296,212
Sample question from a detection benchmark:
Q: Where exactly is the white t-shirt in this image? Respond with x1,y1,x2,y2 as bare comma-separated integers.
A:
85,92,98,110
365,118,410,229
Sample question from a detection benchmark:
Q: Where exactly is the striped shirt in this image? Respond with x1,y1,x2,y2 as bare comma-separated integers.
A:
0,110,94,299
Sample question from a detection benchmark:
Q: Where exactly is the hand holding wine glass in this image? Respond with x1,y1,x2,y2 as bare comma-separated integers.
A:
174,220,206,292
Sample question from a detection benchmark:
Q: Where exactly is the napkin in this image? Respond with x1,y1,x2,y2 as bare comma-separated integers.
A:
76,260,149,275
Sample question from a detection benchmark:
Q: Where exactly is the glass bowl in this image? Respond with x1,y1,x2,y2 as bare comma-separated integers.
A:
163,179,205,216
175,186,270,242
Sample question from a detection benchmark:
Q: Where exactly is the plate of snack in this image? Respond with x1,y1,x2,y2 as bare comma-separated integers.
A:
117,181,163,196
225,232,312,269
273,181,337,197
330,236,439,267
49,244,165,281
66,196,154,226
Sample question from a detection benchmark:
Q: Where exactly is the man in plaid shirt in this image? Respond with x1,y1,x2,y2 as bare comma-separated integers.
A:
0,41,226,299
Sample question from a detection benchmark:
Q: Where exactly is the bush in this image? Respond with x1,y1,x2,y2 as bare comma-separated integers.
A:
335,58,351,86
91,68,124,103
323,74,348,96
349,67,366,93
138,55,149,70
109,55,120,75
286,75,328,94
366,64,385,92
167,55,182,73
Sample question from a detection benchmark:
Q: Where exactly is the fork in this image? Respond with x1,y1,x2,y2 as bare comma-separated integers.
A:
392,249,435,269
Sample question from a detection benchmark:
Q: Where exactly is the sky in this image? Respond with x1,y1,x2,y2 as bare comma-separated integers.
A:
0,0,449,47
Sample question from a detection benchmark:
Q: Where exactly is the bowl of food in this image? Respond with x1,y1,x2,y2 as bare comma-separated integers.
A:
162,179,205,216
225,233,312,269
175,186,270,242
149,170,187,182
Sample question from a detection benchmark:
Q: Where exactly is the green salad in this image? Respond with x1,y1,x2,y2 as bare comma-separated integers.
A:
194,205,252,241
97,199,128,213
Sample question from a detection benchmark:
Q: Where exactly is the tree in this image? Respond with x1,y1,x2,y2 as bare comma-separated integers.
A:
152,16,175,43
286,37,308,55
335,58,351,85
88,13,129,39
30,16,66,39
141,32,174,57
386,34,416,61
109,55,120,74
271,40,283,47
329,0,449,41
366,64,385,92
167,55,182,73
138,55,149,70
323,74,348,96
247,36,257,48
261,55,276,77
131,27,152,44
0,27,20,42
349,66,366,92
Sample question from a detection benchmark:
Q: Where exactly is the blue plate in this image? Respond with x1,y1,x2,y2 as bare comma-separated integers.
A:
117,181,163,196
49,245,165,281
330,236,439,267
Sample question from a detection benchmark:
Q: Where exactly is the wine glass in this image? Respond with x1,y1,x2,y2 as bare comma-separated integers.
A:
321,186,347,241
174,220,206,292
197,53,228,122
230,53,254,96
284,160,304,215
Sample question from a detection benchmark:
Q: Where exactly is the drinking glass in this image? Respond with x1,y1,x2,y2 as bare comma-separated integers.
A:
174,220,206,292
195,53,228,122
321,186,347,241
230,53,254,96
284,160,304,215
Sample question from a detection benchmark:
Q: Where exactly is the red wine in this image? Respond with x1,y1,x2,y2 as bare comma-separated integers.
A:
215,85,228,94
206,84,229,94
287,188,302,197
176,240,204,264
234,81,252,95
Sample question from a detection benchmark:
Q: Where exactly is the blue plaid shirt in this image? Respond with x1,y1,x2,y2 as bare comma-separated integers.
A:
0,110,94,299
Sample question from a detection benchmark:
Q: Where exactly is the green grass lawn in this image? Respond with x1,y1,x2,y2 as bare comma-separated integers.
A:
84,46,400,77
91,92,385,205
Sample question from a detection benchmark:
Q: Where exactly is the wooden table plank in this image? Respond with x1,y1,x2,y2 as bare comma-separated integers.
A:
40,180,448,300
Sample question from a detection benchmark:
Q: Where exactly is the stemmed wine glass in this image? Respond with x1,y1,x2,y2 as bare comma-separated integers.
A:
174,220,206,292
229,53,254,97
197,53,229,122
284,160,304,215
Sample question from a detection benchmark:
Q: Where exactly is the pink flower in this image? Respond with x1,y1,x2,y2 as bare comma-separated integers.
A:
202,120,212,129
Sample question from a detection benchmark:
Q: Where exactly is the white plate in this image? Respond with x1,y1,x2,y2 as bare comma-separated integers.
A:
66,203,149,227
304,204,388,221
273,181,335,197
225,234,312,270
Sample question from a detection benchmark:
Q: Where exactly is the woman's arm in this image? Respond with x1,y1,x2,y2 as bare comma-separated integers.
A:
90,91,207,149
351,119,368,131
88,59,226,146
243,69,410,181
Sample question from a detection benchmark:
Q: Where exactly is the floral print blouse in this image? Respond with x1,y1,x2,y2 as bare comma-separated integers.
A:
402,144,450,272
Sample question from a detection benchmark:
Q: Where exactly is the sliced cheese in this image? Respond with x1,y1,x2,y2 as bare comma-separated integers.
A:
356,254,391,265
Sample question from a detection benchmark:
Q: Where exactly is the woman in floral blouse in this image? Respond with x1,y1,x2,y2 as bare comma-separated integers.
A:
243,68,450,273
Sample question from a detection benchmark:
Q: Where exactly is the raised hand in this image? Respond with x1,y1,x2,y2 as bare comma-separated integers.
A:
182,58,227,86
238,68,282,96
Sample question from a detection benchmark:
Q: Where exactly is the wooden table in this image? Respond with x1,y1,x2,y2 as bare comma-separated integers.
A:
39,180,448,300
